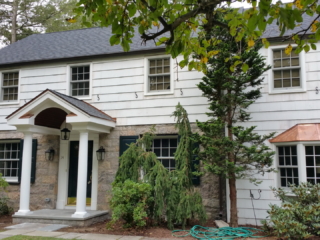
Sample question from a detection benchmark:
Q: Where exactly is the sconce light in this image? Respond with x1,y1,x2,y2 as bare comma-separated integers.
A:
96,146,106,161
61,126,70,140
45,147,55,161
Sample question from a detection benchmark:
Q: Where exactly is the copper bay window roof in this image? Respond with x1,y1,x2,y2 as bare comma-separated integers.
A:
269,123,320,143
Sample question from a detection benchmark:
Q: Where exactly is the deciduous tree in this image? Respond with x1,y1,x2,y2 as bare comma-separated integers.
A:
74,0,320,71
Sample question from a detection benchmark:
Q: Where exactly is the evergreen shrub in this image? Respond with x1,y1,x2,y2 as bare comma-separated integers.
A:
262,182,320,239
108,180,153,228
0,173,12,216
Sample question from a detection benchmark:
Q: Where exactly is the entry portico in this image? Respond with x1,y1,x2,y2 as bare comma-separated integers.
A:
6,89,115,219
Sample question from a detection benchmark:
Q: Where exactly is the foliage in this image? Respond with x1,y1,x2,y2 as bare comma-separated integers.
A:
194,20,275,227
0,173,12,216
108,180,153,228
0,0,84,45
111,103,206,229
74,0,320,71
262,182,320,240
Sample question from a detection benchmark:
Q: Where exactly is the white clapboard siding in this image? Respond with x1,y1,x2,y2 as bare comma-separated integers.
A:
93,58,143,71
93,67,144,79
20,66,66,77
93,76,143,87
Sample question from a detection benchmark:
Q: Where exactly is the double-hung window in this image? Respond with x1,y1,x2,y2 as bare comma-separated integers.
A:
150,136,178,171
70,65,90,97
278,146,299,187
273,48,300,89
0,141,20,182
2,72,19,101
145,57,172,94
305,146,320,184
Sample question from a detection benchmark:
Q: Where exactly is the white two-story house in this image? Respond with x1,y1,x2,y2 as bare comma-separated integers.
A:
0,19,319,225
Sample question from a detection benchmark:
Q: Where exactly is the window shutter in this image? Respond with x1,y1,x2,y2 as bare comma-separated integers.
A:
191,142,200,186
18,139,38,184
119,136,139,157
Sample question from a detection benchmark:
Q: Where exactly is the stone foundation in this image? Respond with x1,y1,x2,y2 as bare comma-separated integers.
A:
1,124,226,222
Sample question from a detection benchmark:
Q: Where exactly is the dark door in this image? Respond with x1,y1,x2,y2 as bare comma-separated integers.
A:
67,140,93,205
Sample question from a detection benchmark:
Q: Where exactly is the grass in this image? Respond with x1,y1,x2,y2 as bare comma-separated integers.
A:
3,236,77,240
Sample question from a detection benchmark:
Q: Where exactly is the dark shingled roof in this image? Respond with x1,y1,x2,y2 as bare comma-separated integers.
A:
0,14,315,66
50,90,115,122
0,27,164,66
6,89,115,122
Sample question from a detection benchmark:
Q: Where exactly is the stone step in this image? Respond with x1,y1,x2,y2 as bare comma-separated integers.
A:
215,220,229,228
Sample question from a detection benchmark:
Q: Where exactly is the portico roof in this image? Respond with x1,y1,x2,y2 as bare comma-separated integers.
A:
6,89,116,134
270,123,320,143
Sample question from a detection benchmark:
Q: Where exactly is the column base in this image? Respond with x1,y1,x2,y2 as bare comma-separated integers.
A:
14,210,33,216
72,211,90,218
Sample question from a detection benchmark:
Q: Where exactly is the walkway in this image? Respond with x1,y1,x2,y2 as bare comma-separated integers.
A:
0,223,176,240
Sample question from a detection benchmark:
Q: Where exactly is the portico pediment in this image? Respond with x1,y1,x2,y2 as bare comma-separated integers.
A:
6,89,116,134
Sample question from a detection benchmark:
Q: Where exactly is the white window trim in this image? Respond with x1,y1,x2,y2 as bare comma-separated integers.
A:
0,139,21,183
144,55,174,96
273,141,320,188
0,70,20,105
66,63,93,100
268,45,306,94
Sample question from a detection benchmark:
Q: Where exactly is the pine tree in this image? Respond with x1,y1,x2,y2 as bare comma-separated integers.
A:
195,20,275,227
112,104,206,229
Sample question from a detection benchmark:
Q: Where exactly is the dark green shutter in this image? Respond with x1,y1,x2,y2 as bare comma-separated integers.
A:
191,142,200,186
18,139,38,184
119,136,139,157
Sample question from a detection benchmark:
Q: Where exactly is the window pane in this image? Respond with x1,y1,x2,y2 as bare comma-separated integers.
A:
170,148,176,157
307,168,315,177
283,70,290,78
150,60,156,67
170,139,177,147
316,156,320,166
285,156,291,165
274,59,282,68
292,156,297,165
292,78,300,87
307,179,315,184
306,146,314,155
154,139,160,147
280,168,286,177
291,58,299,66
294,178,299,185
274,71,282,79
293,168,298,177
282,58,290,67
162,139,169,147
279,157,284,165
274,80,282,88
162,148,169,157
154,149,160,156
306,156,314,166
283,79,291,87
161,159,169,168
273,50,281,59
287,168,292,177
278,147,284,155
281,178,286,187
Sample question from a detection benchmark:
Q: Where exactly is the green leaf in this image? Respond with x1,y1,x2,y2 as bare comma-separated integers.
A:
127,4,136,17
304,44,310,52
311,43,317,50
110,34,121,45
242,63,249,72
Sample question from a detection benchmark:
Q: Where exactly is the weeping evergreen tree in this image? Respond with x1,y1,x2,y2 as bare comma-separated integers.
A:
195,18,276,227
112,103,206,229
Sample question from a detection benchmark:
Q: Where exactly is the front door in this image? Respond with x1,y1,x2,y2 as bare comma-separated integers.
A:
67,141,93,206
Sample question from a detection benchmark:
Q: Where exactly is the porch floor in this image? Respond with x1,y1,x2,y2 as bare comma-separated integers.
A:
12,209,109,227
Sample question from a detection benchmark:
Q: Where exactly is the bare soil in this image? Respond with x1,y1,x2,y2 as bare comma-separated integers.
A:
0,215,14,230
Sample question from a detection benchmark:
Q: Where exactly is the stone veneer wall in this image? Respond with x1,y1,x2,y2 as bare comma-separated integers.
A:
98,123,227,221
0,131,60,212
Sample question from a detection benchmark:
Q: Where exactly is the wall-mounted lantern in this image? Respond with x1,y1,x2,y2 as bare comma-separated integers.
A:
61,127,70,140
96,146,106,161
45,147,55,161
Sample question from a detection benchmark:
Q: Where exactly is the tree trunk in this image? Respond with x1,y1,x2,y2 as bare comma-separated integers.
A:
226,90,238,227
229,175,238,227
11,0,18,44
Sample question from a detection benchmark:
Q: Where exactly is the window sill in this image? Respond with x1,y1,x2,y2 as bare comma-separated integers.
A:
269,89,307,95
4,178,19,184
71,96,91,100
144,91,174,96
0,101,20,106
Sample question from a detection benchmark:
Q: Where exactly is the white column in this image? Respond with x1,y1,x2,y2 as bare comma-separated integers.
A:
15,132,33,215
72,131,89,218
